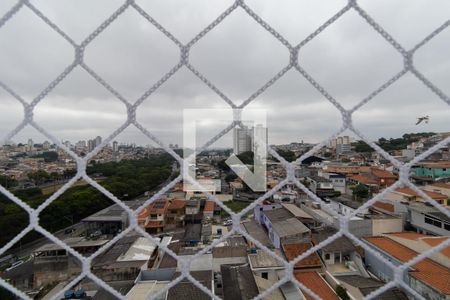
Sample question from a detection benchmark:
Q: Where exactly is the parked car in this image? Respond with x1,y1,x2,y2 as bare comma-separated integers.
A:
223,219,233,226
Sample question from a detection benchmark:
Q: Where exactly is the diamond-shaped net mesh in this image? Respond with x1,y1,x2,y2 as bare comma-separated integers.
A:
0,1,449,299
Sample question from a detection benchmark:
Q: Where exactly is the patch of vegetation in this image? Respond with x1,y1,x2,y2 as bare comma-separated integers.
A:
0,154,174,248
353,132,436,153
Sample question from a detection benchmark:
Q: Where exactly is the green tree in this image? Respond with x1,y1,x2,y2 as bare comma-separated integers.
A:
352,184,369,201
353,140,373,153
276,149,296,162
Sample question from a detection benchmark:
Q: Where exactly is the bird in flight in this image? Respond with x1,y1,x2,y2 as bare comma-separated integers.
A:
416,115,429,125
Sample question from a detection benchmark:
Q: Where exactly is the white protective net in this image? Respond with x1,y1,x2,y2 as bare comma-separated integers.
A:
0,1,449,299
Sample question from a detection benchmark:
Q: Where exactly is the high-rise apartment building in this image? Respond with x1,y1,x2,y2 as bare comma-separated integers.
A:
94,136,102,147
233,125,268,155
233,126,253,155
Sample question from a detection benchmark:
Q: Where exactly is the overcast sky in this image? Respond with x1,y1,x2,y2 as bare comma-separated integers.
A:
0,0,449,148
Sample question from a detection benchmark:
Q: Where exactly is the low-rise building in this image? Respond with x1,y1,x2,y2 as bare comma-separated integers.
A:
248,249,285,281
261,208,311,248
414,161,450,179
364,235,450,300
294,271,339,300
282,243,322,272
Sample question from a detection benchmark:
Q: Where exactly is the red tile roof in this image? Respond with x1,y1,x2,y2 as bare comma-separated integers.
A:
349,174,377,185
145,220,164,228
395,187,448,200
386,233,450,259
204,200,215,212
422,237,450,259
168,199,185,210
282,243,322,269
371,168,397,179
138,207,150,220
387,232,428,240
294,271,339,300
430,183,450,189
373,201,395,212
365,236,450,295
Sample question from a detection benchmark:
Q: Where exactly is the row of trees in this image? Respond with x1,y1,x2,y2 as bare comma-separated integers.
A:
353,132,436,153
0,154,174,248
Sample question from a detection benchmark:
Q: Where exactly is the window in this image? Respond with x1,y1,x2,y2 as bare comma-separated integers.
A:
262,272,268,280
425,216,442,228
445,223,450,231
325,253,330,260
433,220,442,228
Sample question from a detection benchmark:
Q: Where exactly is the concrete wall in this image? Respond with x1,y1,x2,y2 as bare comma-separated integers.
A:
372,218,403,235
410,275,448,300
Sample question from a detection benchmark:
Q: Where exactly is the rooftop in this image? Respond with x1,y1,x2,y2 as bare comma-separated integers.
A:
221,263,259,300
116,237,156,262
349,174,378,185
429,183,450,189
35,237,109,252
312,230,356,253
212,245,247,258
168,271,212,300
82,203,127,222
294,271,339,300
183,224,202,242
385,232,450,259
272,218,310,238
281,203,313,219
263,207,294,223
417,161,450,169
365,236,450,295
373,201,395,213
168,199,185,210
282,243,322,269
336,275,408,300
395,187,448,200
242,220,272,248
203,200,215,212
248,249,285,269
126,281,169,300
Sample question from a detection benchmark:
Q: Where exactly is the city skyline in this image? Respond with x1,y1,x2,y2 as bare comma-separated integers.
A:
1,1,450,146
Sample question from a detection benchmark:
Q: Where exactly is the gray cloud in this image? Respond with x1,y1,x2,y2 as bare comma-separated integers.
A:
0,0,449,147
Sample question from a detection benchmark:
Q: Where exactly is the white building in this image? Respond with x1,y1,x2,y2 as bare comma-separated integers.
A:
233,126,253,155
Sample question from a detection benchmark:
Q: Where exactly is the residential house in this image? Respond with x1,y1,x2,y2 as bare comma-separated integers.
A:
424,183,450,201
294,271,339,300
334,275,408,300
318,171,346,194
142,199,170,234
165,199,185,229
282,243,322,272
364,235,450,300
408,202,450,236
383,232,450,268
220,264,259,300
414,161,450,179
312,229,358,275
248,249,285,282
261,208,311,249
306,175,336,197
386,187,448,206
